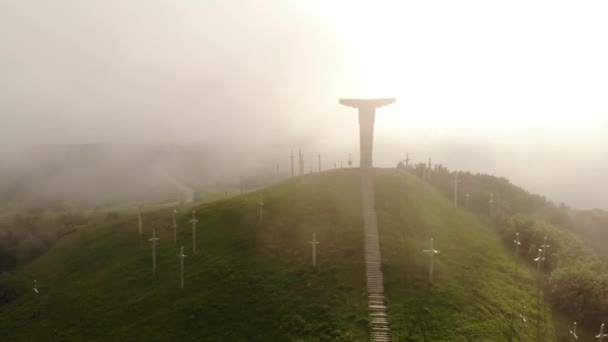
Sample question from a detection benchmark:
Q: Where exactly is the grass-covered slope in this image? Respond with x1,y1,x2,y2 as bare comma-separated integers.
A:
375,169,555,341
0,171,368,341
0,169,555,340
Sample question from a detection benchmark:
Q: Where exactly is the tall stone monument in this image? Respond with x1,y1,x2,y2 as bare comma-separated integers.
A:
339,98,395,170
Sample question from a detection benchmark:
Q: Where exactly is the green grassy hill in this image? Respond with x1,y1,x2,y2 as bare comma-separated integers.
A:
0,169,556,340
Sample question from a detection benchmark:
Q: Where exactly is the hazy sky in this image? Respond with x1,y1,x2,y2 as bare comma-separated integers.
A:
1,1,608,208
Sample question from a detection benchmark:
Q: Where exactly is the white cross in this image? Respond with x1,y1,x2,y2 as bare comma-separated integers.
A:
423,238,440,283
170,209,178,244
137,207,143,246
534,248,544,273
33,280,39,294
540,236,550,272
570,321,578,340
514,232,521,256
520,305,527,340
189,210,199,253
597,323,608,341
176,246,187,289
258,198,264,224
513,232,522,278
308,233,320,266
149,228,160,275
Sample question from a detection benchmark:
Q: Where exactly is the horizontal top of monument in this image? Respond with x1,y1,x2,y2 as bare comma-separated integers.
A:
339,98,396,109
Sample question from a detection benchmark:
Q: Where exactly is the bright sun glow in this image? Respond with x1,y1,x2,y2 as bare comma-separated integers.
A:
305,0,608,142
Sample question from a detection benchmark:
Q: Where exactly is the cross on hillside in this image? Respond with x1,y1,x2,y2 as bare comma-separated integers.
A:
318,152,321,172
189,210,199,253
540,236,550,272
176,246,187,289
423,238,440,284
453,172,460,208
308,233,320,266
534,248,544,273
513,232,522,275
597,323,608,342
519,305,527,341
170,209,178,244
258,198,264,224
570,321,578,340
290,151,294,177
137,207,143,246
149,228,160,276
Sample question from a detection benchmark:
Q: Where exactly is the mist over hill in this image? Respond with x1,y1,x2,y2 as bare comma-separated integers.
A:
0,144,282,212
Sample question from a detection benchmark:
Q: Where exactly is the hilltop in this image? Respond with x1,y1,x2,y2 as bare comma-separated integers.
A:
0,169,555,340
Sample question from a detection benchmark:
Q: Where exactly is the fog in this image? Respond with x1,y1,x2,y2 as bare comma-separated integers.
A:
1,1,608,209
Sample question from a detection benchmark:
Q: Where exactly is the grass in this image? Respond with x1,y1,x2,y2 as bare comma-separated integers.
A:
374,169,555,341
0,168,557,340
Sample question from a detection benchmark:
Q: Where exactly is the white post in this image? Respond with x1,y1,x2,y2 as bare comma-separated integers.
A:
171,209,178,244
405,153,409,168
570,321,578,340
540,236,550,272
453,173,460,208
308,233,320,266
33,279,39,294
427,158,432,181
137,207,143,246
149,228,160,276
465,194,470,209
423,238,440,283
597,323,608,342
176,246,187,289
520,305,527,341
189,210,199,253
489,193,494,216
258,198,264,224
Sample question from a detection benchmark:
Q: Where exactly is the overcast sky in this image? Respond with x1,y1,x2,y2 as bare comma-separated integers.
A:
1,1,608,209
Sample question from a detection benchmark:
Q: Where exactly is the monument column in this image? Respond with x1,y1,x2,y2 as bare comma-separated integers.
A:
339,98,395,169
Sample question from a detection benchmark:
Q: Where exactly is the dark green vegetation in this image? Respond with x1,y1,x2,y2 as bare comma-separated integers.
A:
405,162,607,339
0,169,562,340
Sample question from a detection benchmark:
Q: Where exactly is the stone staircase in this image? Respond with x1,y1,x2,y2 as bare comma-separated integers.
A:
361,174,390,341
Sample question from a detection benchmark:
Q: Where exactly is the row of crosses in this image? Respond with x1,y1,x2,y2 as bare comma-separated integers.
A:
142,209,199,289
